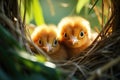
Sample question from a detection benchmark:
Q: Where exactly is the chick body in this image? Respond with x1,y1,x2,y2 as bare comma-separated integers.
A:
58,16,93,58
31,24,68,61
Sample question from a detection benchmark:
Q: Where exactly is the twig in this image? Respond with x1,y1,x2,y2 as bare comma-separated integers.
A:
102,0,104,28
47,0,55,16
73,63,87,78
87,56,120,80
0,13,51,61
93,6,102,26
91,14,113,44
66,68,77,80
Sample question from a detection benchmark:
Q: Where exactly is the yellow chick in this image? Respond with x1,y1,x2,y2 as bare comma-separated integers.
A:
31,24,68,61
58,16,93,58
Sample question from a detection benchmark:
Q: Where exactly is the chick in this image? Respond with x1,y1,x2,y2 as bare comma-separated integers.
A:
58,16,93,58
31,24,68,61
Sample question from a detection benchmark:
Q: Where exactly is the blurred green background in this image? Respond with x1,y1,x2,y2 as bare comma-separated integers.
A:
24,0,103,30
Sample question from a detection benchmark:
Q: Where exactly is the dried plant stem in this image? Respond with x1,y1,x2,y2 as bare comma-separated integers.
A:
102,0,104,28
56,60,87,78
87,56,120,80
93,6,102,26
0,13,51,61
66,68,77,80
47,0,55,16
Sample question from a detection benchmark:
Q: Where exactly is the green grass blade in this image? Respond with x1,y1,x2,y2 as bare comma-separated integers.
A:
76,0,89,14
33,0,45,25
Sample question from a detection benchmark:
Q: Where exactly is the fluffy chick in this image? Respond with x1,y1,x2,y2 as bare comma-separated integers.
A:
31,24,68,61
58,16,93,58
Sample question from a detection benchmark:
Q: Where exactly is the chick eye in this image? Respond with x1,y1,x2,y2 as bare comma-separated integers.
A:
79,31,84,38
38,39,42,45
64,33,67,38
53,39,58,46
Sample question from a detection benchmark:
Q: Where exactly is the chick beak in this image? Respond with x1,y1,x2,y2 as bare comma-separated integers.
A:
43,43,52,52
71,36,78,45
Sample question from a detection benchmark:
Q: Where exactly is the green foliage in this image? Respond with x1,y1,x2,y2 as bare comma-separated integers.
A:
20,0,105,30
38,0,101,30
20,0,45,25
32,0,45,25
0,25,61,80
76,0,89,14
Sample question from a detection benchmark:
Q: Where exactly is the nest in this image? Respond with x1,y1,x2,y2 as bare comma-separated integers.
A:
0,0,120,80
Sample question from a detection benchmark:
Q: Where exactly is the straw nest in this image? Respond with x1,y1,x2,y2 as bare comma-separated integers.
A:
0,0,120,80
